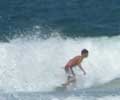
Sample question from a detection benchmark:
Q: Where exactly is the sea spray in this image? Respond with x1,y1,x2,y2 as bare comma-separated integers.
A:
0,35,119,92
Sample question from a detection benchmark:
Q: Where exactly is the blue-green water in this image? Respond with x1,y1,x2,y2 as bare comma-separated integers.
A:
0,0,120,41
0,87,120,100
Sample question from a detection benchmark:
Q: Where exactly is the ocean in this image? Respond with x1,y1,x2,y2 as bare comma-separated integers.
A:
0,0,120,100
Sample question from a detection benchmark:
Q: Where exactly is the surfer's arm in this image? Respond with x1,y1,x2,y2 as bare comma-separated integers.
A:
78,64,86,75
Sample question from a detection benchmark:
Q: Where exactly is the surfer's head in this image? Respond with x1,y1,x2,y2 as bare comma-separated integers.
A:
81,49,89,58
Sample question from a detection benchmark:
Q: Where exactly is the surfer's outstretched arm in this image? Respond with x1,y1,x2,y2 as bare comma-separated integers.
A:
78,65,86,75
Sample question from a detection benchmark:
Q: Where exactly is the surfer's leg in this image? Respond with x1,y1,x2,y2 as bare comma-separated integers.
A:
62,67,76,87
70,68,76,83
62,76,76,87
62,67,71,86
68,75,76,84
62,67,69,86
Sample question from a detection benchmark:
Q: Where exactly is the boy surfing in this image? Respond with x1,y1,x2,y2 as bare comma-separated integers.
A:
62,49,89,87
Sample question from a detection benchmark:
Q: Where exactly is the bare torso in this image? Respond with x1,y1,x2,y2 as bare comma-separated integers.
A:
65,56,82,68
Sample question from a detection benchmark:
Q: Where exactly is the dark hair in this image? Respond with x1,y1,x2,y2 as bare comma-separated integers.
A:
81,49,88,54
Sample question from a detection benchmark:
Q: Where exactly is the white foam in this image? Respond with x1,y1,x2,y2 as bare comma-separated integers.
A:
98,96,120,100
63,96,83,100
0,35,119,92
63,96,120,100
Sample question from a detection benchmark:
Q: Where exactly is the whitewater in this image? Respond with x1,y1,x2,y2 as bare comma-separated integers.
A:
0,34,119,93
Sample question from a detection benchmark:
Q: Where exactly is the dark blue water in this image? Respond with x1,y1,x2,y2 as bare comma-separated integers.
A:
0,0,120,41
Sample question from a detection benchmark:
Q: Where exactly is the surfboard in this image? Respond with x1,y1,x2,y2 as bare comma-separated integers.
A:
54,85,67,91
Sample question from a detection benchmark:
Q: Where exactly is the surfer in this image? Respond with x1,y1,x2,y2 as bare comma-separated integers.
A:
63,49,88,87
